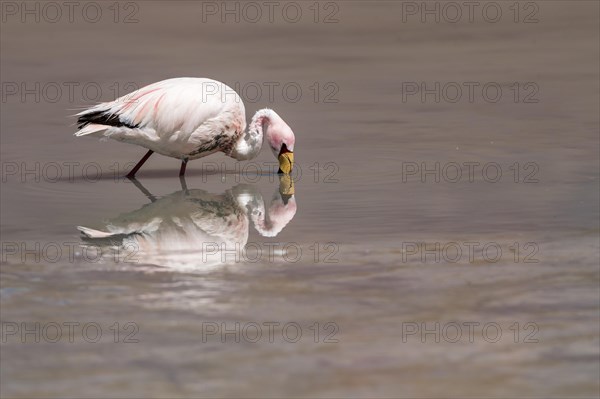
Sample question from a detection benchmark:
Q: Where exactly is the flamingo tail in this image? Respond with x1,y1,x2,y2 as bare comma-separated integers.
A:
77,226,115,238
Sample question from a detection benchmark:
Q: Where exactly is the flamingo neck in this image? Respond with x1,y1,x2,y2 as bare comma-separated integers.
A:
249,189,297,238
230,108,273,161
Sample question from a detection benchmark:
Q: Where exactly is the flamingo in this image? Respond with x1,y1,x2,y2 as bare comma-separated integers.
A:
74,78,296,178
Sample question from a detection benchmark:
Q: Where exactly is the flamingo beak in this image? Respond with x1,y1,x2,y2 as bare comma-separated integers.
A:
277,151,294,174
279,174,294,196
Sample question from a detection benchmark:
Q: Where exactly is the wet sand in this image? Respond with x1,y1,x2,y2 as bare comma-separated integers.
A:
1,1,599,398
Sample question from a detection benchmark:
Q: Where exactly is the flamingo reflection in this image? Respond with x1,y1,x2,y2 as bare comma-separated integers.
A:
77,176,296,269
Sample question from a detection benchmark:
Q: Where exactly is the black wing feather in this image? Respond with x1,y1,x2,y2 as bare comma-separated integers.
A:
77,110,140,130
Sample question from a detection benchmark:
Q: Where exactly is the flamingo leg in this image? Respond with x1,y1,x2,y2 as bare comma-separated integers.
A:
179,158,188,177
179,176,188,193
126,150,154,178
127,176,157,203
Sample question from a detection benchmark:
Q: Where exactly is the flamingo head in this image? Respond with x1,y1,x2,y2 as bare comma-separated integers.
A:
263,110,295,174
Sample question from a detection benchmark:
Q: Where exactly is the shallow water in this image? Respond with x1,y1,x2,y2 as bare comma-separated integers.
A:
1,1,599,398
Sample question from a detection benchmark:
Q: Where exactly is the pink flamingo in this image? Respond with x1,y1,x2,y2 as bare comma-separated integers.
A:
75,78,296,178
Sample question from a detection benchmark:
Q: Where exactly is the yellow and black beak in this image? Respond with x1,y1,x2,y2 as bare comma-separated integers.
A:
279,174,295,198
277,149,294,174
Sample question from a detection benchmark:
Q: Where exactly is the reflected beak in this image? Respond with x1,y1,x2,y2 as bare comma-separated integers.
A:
278,151,294,174
279,174,295,196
